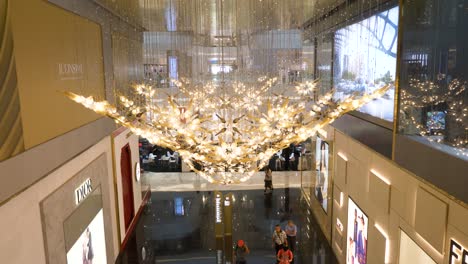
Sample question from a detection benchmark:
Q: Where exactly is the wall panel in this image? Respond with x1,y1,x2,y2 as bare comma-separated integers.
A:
414,187,448,253
330,126,468,264
0,0,24,161
0,136,119,264
10,0,106,149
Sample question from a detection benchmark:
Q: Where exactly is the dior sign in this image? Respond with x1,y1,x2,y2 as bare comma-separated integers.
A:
450,240,468,264
75,178,92,205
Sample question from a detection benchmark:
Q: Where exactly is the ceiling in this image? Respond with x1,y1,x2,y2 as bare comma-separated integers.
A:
94,0,346,35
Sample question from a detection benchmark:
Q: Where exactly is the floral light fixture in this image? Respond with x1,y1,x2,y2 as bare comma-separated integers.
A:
67,77,390,184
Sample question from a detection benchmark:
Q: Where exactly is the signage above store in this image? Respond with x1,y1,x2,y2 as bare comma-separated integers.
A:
58,63,83,80
336,218,344,233
450,240,468,264
215,194,222,223
75,178,92,205
135,162,141,182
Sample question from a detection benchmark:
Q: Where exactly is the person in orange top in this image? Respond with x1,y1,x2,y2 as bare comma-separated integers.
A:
277,244,293,264
235,239,250,264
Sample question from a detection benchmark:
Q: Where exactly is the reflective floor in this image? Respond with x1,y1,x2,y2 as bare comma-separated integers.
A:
117,176,337,264
141,171,302,192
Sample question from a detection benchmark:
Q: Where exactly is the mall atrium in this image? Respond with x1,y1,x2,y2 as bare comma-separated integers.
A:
0,0,467,263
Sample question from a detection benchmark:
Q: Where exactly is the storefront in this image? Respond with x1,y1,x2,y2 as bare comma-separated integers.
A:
301,126,468,264
300,127,335,242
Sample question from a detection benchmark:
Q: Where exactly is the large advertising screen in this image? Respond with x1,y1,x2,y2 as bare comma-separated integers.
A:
66,209,107,264
333,6,399,122
347,198,368,264
316,34,334,96
315,136,329,213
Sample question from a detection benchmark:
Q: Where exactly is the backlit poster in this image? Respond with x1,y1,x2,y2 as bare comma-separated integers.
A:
399,230,436,264
315,136,329,213
347,198,368,264
66,209,107,264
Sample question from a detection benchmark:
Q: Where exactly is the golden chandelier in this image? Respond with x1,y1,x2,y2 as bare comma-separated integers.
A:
67,78,389,184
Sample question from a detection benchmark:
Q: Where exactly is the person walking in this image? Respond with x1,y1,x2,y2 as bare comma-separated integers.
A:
272,224,288,257
277,244,294,264
264,167,273,193
285,220,297,252
234,239,250,264
283,146,291,171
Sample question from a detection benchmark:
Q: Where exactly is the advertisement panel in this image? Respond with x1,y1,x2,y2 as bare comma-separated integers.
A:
346,198,368,264
333,6,399,121
66,209,107,264
315,136,329,213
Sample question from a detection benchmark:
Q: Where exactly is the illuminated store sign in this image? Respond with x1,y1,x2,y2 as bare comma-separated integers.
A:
215,194,222,223
336,218,344,233
135,162,141,182
217,250,223,264
450,240,468,264
75,178,92,205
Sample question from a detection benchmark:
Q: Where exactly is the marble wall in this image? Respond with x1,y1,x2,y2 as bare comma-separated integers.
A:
40,154,114,264
327,129,468,264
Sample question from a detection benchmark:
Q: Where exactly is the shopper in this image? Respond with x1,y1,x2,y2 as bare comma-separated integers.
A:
277,244,294,264
272,224,288,256
283,146,291,170
293,145,301,171
264,167,273,193
234,239,250,264
285,220,297,252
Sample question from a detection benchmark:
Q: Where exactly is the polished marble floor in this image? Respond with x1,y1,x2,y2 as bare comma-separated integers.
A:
117,173,337,264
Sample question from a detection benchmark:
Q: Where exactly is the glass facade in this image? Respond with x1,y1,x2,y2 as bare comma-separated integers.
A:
316,33,334,96
398,0,468,158
303,0,467,158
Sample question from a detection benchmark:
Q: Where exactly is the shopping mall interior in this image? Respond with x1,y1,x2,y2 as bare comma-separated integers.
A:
0,0,467,263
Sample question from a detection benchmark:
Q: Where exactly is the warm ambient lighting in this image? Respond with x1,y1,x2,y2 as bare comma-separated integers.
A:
340,192,344,207
318,128,328,138
335,191,344,207
414,232,444,260
375,223,390,263
337,152,348,161
67,78,390,184
336,218,344,233
370,169,391,185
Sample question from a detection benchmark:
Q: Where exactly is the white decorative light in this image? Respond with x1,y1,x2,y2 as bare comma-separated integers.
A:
400,78,467,157
66,78,390,184
375,223,390,263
